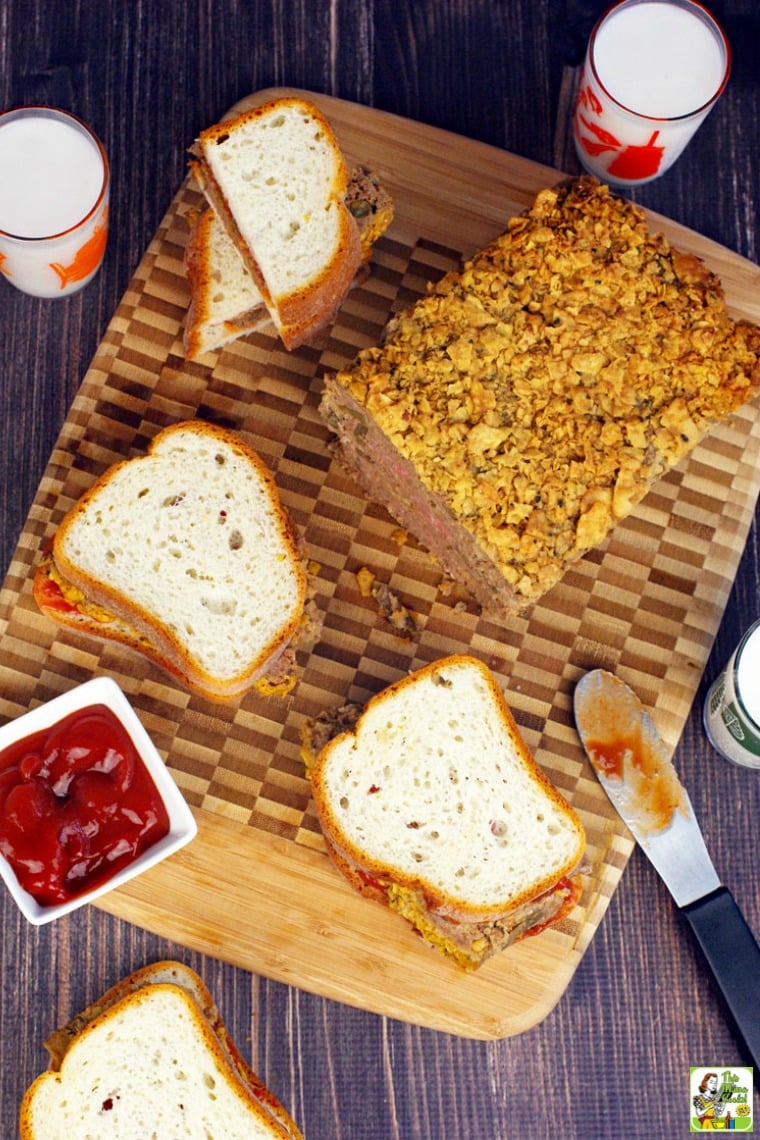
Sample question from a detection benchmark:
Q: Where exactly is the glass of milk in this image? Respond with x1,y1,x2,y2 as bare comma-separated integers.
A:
703,621,760,770
0,106,109,298
573,0,730,186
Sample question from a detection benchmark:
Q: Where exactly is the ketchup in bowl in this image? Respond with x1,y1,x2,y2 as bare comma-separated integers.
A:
0,703,170,906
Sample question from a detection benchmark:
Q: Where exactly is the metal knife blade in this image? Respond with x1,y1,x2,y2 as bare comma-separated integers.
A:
574,668,760,1068
574,668,718,907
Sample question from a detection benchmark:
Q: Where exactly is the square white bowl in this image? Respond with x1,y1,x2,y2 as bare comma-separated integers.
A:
0,675,197,925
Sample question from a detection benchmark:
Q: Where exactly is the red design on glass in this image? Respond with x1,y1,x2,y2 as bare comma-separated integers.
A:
576,79,603,117
606,131,664,179
575,109,666,180
579,115,622,149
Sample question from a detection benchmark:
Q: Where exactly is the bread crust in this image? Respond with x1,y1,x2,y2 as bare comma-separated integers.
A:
311,654,585,926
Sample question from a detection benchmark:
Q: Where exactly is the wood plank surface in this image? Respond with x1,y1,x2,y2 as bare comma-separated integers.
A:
1,88,758,1041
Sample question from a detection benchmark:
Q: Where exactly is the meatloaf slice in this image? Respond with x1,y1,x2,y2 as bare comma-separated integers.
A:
322,834,581,971
320,176,760,619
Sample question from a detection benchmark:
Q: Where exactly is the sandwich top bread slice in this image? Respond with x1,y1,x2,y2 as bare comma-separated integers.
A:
19,960,303,1139
309,654,586,970
320,176,760,619
33,420,307,702
190,97,363,350
183,164,394,361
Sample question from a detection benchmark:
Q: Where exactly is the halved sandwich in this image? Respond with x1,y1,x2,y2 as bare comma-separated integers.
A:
190,97,364,350
33,420,308,702
183,205,270,359
19,960,303,1139
308,655,586,970
184,164,394,360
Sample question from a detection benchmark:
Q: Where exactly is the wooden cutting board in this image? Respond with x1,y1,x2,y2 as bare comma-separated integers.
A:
1,89,759,1040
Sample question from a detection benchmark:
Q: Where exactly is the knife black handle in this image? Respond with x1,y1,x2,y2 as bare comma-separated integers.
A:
681,886,760,1068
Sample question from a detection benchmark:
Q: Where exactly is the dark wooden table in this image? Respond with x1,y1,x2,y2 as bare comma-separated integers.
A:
1,2,758,1136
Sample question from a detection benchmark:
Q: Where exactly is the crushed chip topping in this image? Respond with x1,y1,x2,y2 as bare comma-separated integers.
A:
334,177,760,605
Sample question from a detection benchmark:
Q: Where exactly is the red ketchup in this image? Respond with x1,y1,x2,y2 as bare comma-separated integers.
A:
0,704,169,906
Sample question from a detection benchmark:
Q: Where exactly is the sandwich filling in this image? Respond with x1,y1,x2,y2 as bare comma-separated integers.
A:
327,833,582,971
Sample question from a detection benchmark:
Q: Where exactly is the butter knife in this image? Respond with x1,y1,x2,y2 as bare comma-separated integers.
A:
574,668,760,1067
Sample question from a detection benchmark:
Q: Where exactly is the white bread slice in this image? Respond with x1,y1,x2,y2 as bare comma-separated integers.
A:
190,97,363,349
311,655,585,954
184,206,269,359
38,961,302,1140
46,421,307,701
19,965,303,1139
183,166,394,361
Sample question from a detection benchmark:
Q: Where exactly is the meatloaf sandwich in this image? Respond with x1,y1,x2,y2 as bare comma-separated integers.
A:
190,97,365,350
183,164,394,360
33,420,309,702
20,960,303,1139
306,655,586,970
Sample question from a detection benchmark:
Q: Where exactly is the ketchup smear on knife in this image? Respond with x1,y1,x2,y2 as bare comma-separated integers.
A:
0,705,169,906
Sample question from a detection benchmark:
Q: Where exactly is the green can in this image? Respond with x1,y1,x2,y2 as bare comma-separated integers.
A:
703,620,760,769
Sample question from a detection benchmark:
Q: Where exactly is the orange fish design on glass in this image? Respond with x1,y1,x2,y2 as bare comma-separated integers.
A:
0,250,10,277
49,207,108,289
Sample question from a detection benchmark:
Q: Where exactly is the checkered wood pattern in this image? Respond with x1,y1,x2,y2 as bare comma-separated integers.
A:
1,91,759,1030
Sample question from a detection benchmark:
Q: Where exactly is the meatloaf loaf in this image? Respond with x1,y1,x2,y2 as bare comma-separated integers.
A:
320,176,760,619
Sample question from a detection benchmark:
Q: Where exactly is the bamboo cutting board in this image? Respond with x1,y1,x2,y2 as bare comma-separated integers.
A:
1,89,759,1040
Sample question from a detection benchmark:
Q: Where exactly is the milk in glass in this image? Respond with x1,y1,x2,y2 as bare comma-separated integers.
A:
0,108,109,297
